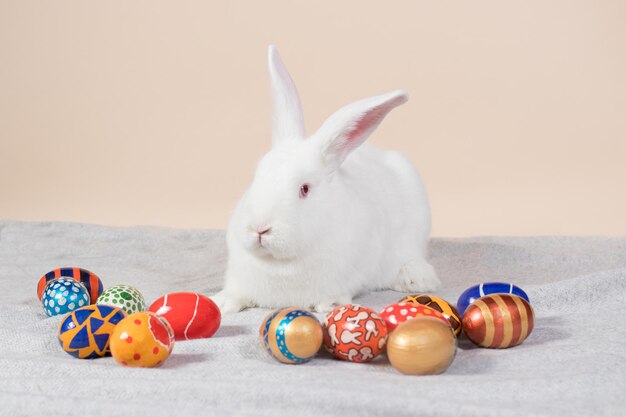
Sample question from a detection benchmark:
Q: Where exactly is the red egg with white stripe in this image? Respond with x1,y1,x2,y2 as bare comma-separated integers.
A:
379,302,450,332
148,292,221,340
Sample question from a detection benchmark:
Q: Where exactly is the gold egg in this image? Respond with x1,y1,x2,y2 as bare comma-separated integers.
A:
387,316,457,375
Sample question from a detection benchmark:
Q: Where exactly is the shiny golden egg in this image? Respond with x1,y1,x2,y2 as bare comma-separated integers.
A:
387,316,457,375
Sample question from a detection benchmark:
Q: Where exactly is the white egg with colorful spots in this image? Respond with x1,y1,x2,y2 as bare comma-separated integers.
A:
97,285,146,315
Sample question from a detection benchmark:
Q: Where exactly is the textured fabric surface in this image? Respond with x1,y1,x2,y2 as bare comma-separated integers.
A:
0,221,625,417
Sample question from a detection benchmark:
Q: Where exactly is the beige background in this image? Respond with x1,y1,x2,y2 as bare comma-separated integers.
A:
1,1,625,236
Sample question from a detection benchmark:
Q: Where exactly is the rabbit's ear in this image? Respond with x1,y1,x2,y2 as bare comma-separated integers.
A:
269,45,305,147
315,90,408,170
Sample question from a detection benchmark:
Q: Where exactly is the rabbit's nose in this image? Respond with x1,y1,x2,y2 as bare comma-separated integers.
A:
257,227,271,236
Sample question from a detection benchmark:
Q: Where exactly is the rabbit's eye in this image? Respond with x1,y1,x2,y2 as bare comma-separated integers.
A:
299,184,310,199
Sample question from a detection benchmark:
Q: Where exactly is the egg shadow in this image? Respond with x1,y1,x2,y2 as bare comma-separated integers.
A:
457,314,570,350
444,354,494,375
522,316,571,347
457,334,480,351
162,353,211,368
311,349,350,366
213,325,251,338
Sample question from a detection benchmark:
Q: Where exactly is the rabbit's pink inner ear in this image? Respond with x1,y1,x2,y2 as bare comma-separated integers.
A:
346,106,388,143
338,105,393,158
321,106,391,168
317,90,408,170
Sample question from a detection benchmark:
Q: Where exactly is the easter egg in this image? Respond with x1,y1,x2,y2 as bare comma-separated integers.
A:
387,316,457,375
322,304,388,363
58,305,126,358
148,292,221,340
110,312,174,368
259,307,323,364
457,282,529,316
462,293,535,349
37,267,103,303
42,278,91,317
97,285,146,315
379,303,449,332
399,294,462,335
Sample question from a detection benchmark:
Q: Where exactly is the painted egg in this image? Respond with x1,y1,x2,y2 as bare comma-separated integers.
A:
110,312,174,367
462,293,535,349
42,278,91,317
38,267,103,303
97,285,146,315
259,307,323,364
379,303,449,332
399,294,462,335
387,317,457,375
322,304,388,363
148,292,221,340
58,305,126,358
457,282,529,316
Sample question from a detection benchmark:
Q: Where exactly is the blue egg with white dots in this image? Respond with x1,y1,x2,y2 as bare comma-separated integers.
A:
457,282,530,316
41,278,91,317
259,307,323,364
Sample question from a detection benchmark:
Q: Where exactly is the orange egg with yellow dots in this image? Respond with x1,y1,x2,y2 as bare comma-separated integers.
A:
110,312,174,368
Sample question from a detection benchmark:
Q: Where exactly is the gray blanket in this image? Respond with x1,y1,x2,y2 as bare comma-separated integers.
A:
1,221,625,417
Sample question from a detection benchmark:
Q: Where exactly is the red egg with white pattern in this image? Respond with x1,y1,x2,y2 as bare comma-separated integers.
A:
322,304,388,363
148,292,221,340
379,302,450,332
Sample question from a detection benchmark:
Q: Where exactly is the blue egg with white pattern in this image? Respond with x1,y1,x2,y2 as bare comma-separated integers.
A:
457,282,530,316
259,307,323,364
42,277,91,317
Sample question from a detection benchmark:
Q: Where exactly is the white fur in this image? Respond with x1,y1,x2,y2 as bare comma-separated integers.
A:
211,45,440,313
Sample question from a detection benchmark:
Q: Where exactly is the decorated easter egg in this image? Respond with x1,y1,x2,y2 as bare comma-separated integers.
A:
110,312,174,367
38,267,103,303
380,303,449,332
259,307,323,364
58,305,126,358
322,304,388,363
148,292,221,340
457,282,529,316
462,293,535,349
97,285,146,315
42,278,91,317
387,316,457,375
399,294,462,335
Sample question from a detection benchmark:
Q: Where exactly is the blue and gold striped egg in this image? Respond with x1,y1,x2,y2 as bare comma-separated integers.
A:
259,307,323,364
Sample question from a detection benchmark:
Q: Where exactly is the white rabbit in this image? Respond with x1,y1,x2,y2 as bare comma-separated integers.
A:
211,46,440,313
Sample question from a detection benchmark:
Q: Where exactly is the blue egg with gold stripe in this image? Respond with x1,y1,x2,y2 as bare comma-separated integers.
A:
58,305,126,359
259,307,323,364
457,282,530,316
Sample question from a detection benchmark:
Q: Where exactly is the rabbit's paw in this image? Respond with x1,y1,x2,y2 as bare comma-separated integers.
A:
210,290,250,314
313,296,353,313
392,259,441,293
